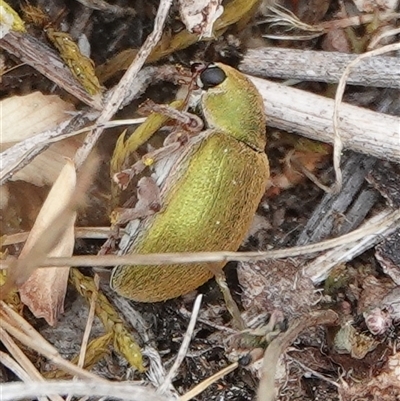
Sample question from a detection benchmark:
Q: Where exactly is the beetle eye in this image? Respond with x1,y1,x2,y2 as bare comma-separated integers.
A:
199,65,227,90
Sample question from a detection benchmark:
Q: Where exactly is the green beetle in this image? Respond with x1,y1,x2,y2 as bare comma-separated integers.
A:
111,63,269,302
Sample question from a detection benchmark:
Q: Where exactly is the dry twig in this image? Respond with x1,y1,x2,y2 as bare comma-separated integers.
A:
303,208,400,283
257,310,339,401
158,295,203,395
0,381,172,401
2,227,114,246
74,0,173,168
2,208,398,269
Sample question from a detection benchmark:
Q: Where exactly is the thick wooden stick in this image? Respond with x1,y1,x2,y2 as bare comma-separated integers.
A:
0,32,103,110
241,48,400,88
248,75,400,163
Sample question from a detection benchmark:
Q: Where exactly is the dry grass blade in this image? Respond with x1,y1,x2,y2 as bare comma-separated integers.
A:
64,274,100,401
303,208,400,283
0,381,172,401
0,330,63,401
0,350,31,382
332,42,400,193
18,160,77,325
0,157,96,299
262,5,322,34
261,5,400,40
180,362,238,401
2,226,114,246
334,42,400,131
0,355,51,401
318,11,400,31
0,301,106,381
1,209,76,297
158,295,202,394
368,27,400,49
1,207,398,269
0,327,46,381
77,274,100,369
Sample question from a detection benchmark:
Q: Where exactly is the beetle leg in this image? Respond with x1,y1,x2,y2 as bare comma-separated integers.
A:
99,227,120,255
247,310,287,343
111,177,161,226
214,271,246,330
225,311,287,365
114,136,187,189
140,99,204,133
